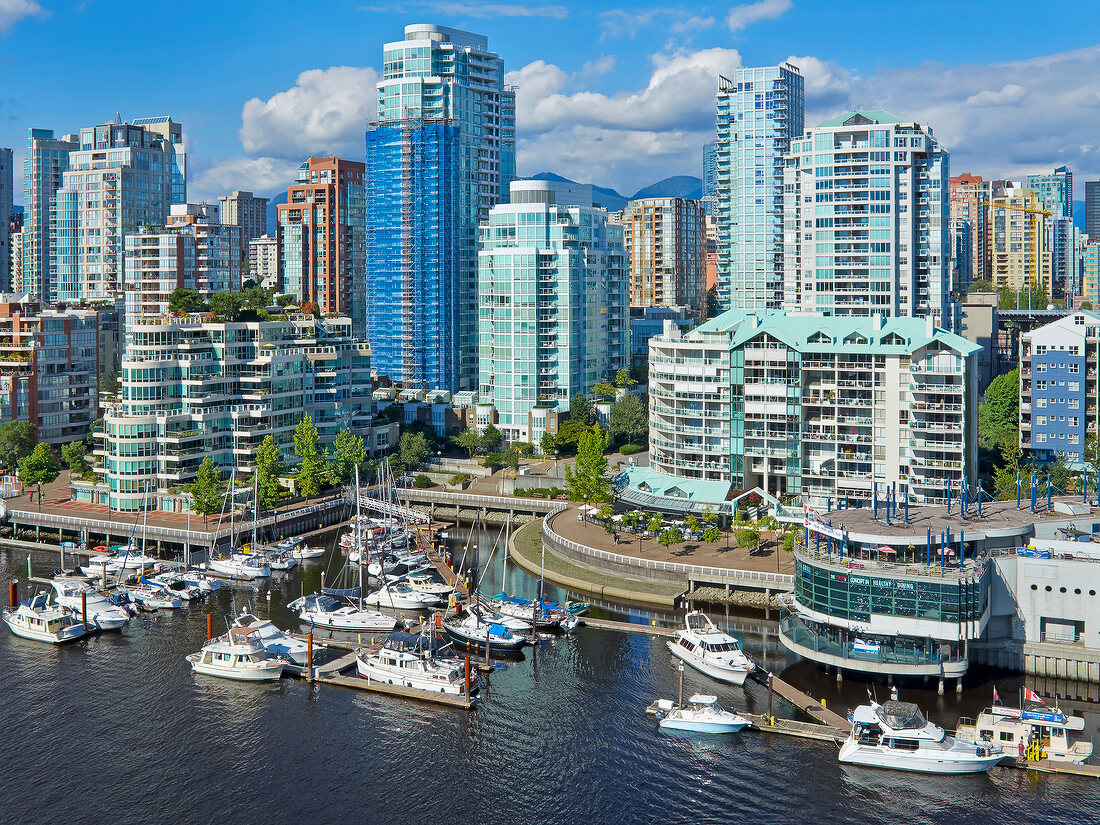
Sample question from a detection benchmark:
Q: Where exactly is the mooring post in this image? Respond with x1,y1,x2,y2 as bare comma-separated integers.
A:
307,631,314,681
207,613,213,641
81,591,88,631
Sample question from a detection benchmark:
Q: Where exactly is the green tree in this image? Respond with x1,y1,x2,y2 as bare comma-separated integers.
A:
0,420,36,470
993,438,1026,501
701,506,717,527
967,280,995,294
999,282,1049,311
614,368,637,389
1082,301,1094,311
702,526,721,544
539,431,558,459
736,528,761,555
684,514,700,536
189,456,223,525
609,393,648,447
622,509,641,532
168,287,206,314
1045,453,1075,495
454,427,481,459
596,503,614,522
592,381,618,400
646,513,663,535
1085,432,1100,485
254,435,286,510
483,447,519,473
478,424,505,455
18,443,59,510
658,527,684,553
554,419,597,454
565,428,611,511
61,441,90,478
240,285,269,312
396,430,430,473
978,367,1019,450
569,392,594,426
328,429,366,484
209,292,244,322
294,414,326,499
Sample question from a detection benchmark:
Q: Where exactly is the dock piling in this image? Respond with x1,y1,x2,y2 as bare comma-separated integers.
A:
8,578,16,607
206,613,213,642
307,632,314,681
81,591,88,631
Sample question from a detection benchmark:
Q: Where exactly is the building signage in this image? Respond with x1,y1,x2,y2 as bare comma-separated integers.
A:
805,518,845,541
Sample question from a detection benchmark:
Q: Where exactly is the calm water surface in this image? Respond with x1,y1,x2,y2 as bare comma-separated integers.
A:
3,528,1099,825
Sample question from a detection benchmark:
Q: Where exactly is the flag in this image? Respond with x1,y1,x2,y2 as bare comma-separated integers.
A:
993,686,1000,704
1023,687,1045,705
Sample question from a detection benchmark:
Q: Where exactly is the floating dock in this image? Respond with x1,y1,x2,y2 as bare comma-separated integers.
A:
741,712,844,743
581,617,674,637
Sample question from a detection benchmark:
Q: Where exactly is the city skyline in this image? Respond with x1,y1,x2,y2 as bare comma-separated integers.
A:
2,1,1099,203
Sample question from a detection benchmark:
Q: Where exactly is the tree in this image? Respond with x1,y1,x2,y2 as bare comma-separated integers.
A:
592,381,618,400
614,368,636,390
554,419,597,454
454,427,481,459
569,392,595,426
396,430,430,473
0,420,36,471
168,287,206,314
967,280,995,294
979,367,1019,450
702,526,721,544
646,514,663,535
658,527,684,553
684,514,700,536
609,393,648,447
622,509,641,533
18,443,59,510
61,441,89,478
999,282,1049,311
993,438,1026,500
294,414,326,499
540,431,558,459
1045,453,1075,495
328,429,366,484
701,506,717,527
189,456,223,525
478,424,505,455
483,448,519,473
565,428,611,511
1085,432,1100,485
254,435,286,510
597,503,614,522
208,291,244,322
782,530,799,554
736,528,761,555
1082,301,1094,311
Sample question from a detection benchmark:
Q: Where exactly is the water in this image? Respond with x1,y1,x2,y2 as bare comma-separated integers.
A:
3,530,1100,825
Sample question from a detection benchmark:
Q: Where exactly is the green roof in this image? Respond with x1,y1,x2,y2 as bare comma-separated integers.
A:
688,310,980,356
624,466,731,503
817,110,904,127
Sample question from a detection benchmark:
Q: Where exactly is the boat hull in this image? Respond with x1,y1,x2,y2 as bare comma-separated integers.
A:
189,660,285,681
355,658,467,695
365,593,441,610
3,613,86,644
667,641,751,685
838,742,1004,774
299,612,397,633
443,626,528,654
659,718,749,734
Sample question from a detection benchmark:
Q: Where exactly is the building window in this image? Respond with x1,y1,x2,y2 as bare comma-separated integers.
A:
1069,363,1079,374
1037,398,1046,408
1037,415,1047,425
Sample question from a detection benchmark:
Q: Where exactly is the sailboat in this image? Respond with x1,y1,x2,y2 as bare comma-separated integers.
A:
208,472,271,578
121,499,182,609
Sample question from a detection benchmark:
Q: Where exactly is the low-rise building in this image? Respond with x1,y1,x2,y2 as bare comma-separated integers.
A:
630,305,697,369
249,234,278,289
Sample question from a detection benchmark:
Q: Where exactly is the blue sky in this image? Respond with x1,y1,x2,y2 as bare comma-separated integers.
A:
3,0,1100,202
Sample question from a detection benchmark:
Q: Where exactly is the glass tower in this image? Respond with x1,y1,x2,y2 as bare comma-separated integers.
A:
22,128,78,304
1026,166,1075,298
714,64,804,311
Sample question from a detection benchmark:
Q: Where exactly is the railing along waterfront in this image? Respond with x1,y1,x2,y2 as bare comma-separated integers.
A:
795,542,988,580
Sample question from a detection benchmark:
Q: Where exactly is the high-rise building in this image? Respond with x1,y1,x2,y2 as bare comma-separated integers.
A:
478,180,628,443
782,111,951,327
0,148,11,291
51,116,185,303
642,310,977,506
9,229,22,293
950,173,990,291
989,186,1052,299
1026,167,1075,299
276,157,366,326
367,23,516,391
122,203,241,331
714,63,804,311
1027,166,1073,219
1086,181,1100,241
219,190,268,251
701,140,717,216
621,197,706,316
23,128,78,304
249,234,278,289
131,116,187,205
1081,242,1100,306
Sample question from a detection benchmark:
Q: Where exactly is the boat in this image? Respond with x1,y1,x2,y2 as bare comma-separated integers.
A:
355,631,477,695
442,609,530,654
957,702,1093,764
840,700,1004,773
3,592,87,643
288,594,398,632
402,570,455,598
146,572,205,601
207,553,271,579
649,694,752,734
178,569,220,593
231,611,311,666
186,627,287,681
489,592,567,628
123,584,182,610
263,548,299,571
364,582,443,610
289,543,325,560
79,552,159,581
47,579,129,630
666,611,754,685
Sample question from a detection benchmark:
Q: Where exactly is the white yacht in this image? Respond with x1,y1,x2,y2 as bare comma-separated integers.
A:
841,700,1004,774
355,631,477,695
957,703,1093,764
207,553,271,579
442,609,530,654
262,548,298,571
667,611,755,685
80,552,159,581
649,694,752,734
48,579,129,630
123,585,182,610
288,594,398,632
3,593,87,643
364,582,443,610
186,627,287,681
289,544,325,560
231,612,311,666
146,572,205,601
179,570,220,593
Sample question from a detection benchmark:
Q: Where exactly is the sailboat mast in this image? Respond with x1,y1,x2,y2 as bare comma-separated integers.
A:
355,464,363,610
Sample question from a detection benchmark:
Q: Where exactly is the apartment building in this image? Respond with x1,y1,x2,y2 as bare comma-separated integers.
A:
218,190,268,250
249,234,278,289
93,314,374,511
22,128,78,304
990,186,1053,298
644,310,977,508
621,197,706,316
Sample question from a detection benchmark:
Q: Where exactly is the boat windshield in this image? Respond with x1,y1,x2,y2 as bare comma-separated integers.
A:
703,641,739,653
878,701,926,730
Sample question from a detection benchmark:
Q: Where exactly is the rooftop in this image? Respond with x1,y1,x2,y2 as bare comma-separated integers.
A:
818,110,905,127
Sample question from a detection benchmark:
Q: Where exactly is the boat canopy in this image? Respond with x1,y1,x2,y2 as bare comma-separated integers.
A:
688,694,718,705
383,631,441,653
878,701,926,730
322,586,362,599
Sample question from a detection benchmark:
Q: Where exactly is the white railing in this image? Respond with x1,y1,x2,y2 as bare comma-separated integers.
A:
398,487,563,513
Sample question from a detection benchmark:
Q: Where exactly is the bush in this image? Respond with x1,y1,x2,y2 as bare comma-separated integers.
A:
413,474,433,489
448,472,471,487
619,443,644,455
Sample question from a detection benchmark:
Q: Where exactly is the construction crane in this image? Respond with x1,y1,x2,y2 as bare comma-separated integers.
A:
989,199,1055,310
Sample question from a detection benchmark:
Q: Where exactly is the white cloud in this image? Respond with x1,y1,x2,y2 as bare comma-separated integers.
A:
670,14,716,33
964,83,1026,107
239,66,379,160
598,9,657,40
418,2,568,17
188,157,301,203
0,0,43,32
726,0,791,33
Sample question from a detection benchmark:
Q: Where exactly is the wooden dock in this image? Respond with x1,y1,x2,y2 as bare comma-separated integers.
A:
1009,758,1100,778
747,666,852,731
426,545,469,600
304,649,476,709
741,712,844,743
582,616,675,637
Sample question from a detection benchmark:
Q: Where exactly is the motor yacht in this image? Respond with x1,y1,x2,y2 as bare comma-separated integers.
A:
48,579,129,630
146,572,205,601
186,627,287,681
123,585,182,610
355,631,477,695
178,570,220,593
207,552,271,579
442,609,530,654
666,611,754,685
957,703,1093,764
231,612,310,666
841,700,1004,773
648,694,752,734
3,592,87,643
80,552,160,581
289,544,325,560
364,582,443,610
288,594,398,632
263,548,299,571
